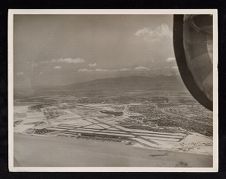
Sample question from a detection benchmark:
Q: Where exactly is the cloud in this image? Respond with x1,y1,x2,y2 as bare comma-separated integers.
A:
134,66,150,71
78,67,133,73
95,68,109,72
78,68,118,73
54,66,62,69
16,72,24,76
52,57,85,64
78,68,110,73
119,68,131,72
135,27,151,37
88,63,97,67
172,65,178,70
135,24,172,41
78,68,93,72
43,57,85,64
95,68,131,72
166,57,176,62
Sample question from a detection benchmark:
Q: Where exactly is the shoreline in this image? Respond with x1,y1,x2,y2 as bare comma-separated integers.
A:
14,133,213,167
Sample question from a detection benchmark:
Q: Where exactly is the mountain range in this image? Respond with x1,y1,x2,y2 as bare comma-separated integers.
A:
15,75,187,97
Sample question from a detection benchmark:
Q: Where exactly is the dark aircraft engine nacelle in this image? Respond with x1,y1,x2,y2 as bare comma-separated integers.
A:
173,15,213,111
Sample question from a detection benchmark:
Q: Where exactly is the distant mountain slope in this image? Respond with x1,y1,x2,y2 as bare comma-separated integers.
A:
15,75,187,98
65,75,186,92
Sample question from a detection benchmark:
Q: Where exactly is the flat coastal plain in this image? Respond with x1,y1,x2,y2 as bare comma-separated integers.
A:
13,89,213,167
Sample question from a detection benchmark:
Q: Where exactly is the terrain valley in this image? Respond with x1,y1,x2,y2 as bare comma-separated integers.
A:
14,75,213,167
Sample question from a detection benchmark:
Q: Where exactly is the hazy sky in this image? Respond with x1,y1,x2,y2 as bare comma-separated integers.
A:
14,15,178,89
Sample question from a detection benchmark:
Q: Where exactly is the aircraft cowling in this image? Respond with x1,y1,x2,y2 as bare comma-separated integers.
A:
173,15,213,111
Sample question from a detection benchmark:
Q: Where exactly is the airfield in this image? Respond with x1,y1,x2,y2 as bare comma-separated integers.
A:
15,103,189,149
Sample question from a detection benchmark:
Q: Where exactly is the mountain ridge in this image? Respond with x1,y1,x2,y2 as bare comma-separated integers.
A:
15,75,187,97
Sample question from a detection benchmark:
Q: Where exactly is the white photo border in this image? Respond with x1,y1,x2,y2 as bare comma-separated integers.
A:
8,9,218,172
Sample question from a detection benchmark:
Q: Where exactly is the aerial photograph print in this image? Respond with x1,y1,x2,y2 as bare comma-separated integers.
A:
8,10,217,172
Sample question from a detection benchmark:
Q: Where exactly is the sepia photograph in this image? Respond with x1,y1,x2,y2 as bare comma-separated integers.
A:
8,9,218,172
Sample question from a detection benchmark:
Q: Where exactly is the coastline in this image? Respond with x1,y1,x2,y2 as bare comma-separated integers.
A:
14,133,213,167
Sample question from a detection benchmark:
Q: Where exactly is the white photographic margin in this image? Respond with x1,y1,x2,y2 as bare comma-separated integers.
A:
8,9,218,172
